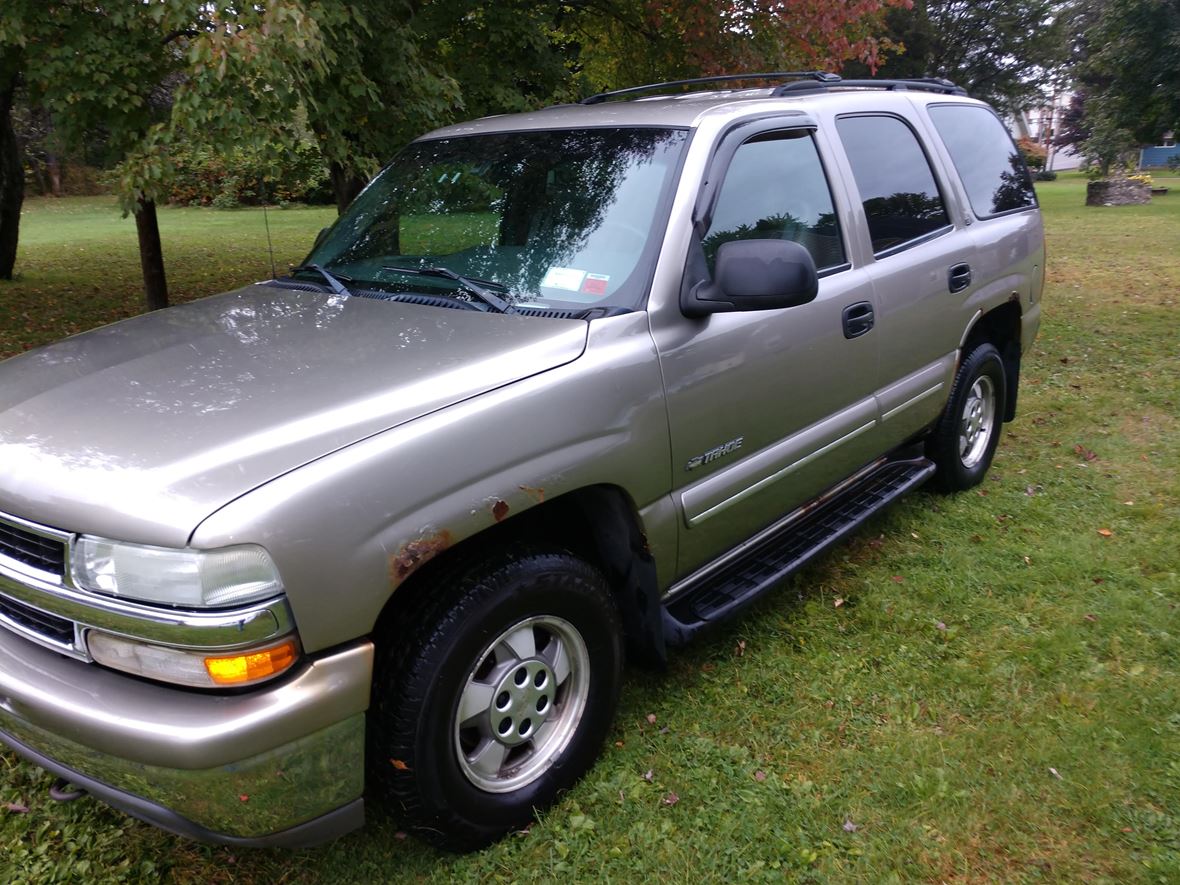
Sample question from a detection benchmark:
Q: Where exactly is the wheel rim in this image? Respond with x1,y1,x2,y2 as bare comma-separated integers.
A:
453,615,590,793
958,374,997,469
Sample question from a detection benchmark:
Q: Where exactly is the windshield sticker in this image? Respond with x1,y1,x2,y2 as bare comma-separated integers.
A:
541,267,587,291
581,273,610,296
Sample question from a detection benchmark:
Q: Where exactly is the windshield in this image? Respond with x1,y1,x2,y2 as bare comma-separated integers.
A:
302,127,689,311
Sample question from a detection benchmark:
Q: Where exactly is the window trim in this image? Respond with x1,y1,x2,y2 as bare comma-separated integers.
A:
697,121,850,276
834,111,955,259
927,102,1040,221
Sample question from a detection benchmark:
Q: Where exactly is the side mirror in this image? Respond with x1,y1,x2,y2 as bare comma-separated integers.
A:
681,239,819,318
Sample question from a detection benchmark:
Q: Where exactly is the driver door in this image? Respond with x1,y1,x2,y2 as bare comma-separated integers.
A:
650,123,882,579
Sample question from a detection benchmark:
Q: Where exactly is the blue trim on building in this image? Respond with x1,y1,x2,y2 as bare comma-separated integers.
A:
1140,145,1180,168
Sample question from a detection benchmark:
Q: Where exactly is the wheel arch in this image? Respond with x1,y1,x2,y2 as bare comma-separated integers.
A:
373,484,666,668
960,299,1022,422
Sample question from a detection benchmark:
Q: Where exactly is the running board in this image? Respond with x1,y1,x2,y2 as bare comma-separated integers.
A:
662,455,936,644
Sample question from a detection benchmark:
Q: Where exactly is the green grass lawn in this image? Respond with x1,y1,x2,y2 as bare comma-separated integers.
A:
2,178,1179,883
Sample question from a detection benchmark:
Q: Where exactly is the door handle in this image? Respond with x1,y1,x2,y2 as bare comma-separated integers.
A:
948,262,973,293
842,301,874,339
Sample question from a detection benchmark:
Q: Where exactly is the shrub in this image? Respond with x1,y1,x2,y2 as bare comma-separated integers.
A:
1034,169,1057,181
166,141,332,207
1168,155,1180,172
1016,137,1047,171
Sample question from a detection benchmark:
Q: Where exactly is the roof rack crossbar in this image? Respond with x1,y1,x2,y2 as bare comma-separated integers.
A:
822,78,968,96
579,71,841,105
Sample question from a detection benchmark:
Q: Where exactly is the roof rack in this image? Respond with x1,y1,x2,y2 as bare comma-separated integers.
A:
774,76,967,96
577,73,968,105
578,71,841,105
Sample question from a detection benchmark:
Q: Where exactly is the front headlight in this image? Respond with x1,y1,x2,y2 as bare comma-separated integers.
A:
71,537,283,608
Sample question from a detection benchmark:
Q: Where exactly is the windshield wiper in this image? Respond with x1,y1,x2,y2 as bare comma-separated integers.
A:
289,263,355,298
383,265,514,314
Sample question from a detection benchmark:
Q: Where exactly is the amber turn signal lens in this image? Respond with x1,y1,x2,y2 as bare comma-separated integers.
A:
204,640,299,686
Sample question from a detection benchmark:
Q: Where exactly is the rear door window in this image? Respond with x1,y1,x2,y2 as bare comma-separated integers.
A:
835,115,951,256
928,104,1037,217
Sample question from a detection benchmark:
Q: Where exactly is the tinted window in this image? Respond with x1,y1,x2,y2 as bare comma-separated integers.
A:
836,115,950,254
704,130,845,271
929,104,1037,216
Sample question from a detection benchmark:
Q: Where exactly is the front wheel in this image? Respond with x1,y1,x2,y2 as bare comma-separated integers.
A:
368,549,623,850
928,342,1007,492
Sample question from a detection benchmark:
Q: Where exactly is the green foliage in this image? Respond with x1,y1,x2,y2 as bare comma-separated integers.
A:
845,0,1073,111
165,142,331,208
1034,168,1058,181
1078,101,1140,178
1082,0,1180,144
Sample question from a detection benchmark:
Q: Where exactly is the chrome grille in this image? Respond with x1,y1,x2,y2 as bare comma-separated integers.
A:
0,516,67,576
0,595,74,646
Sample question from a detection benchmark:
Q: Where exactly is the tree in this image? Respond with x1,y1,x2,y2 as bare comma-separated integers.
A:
0,2,340,306
1081,0,1180,143
0,61,22,280
570,0,910,90
844,0,1074,111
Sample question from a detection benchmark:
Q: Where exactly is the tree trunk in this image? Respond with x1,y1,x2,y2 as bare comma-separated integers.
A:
329,161,366,215
134,198,169,311
0,74,23,281
46,153,63,197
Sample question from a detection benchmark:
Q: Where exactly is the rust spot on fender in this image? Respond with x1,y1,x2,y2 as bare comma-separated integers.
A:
519,484,545,504
390,530,453,584
492,500,510,522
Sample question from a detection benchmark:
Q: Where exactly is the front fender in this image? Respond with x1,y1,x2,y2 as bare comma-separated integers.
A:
190,313,672,653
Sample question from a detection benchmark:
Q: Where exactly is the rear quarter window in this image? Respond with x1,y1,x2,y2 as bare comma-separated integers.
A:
928,104,1037,218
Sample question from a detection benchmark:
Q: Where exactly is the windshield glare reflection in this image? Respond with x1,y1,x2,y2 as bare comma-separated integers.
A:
305,128,689,310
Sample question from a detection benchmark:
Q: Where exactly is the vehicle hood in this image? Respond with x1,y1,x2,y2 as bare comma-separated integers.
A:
0,285,588,546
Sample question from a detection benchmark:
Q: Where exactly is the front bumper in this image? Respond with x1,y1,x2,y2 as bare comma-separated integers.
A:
0,627,374,846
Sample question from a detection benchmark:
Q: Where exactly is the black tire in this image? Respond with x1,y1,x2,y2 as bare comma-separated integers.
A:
928,342,1007,492
368,548,623,850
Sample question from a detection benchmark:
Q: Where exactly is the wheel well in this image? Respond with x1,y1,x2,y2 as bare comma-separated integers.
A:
372,485,666,668
963,301,1022,422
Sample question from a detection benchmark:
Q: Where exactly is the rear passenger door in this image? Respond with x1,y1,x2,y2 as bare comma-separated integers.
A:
833,113,969,446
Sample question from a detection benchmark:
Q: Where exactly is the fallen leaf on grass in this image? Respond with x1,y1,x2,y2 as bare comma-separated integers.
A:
843,819,859,833
936,621,947,632
1023,555,1032,566
645,713,657,725
4,802,29,814
735,639,746,657
1097,528,1113,537
891,575,904,583
1073,444,1098,461
389,758,410,771
662,792,679,806
238,794,249,802
754,770,767,783
643,769,654,783
833,598,845,608
1048,767,1062,780
1084,613,1098,622
394,831,408,840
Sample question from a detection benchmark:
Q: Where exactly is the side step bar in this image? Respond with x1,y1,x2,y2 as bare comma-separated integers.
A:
662,455,936,644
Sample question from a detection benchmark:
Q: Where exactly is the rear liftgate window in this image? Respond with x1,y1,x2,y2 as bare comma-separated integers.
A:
928,104,1037,217
836,115,950,255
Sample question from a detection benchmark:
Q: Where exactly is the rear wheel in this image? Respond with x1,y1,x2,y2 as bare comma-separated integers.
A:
368,549,623,850
928,342,1006,492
